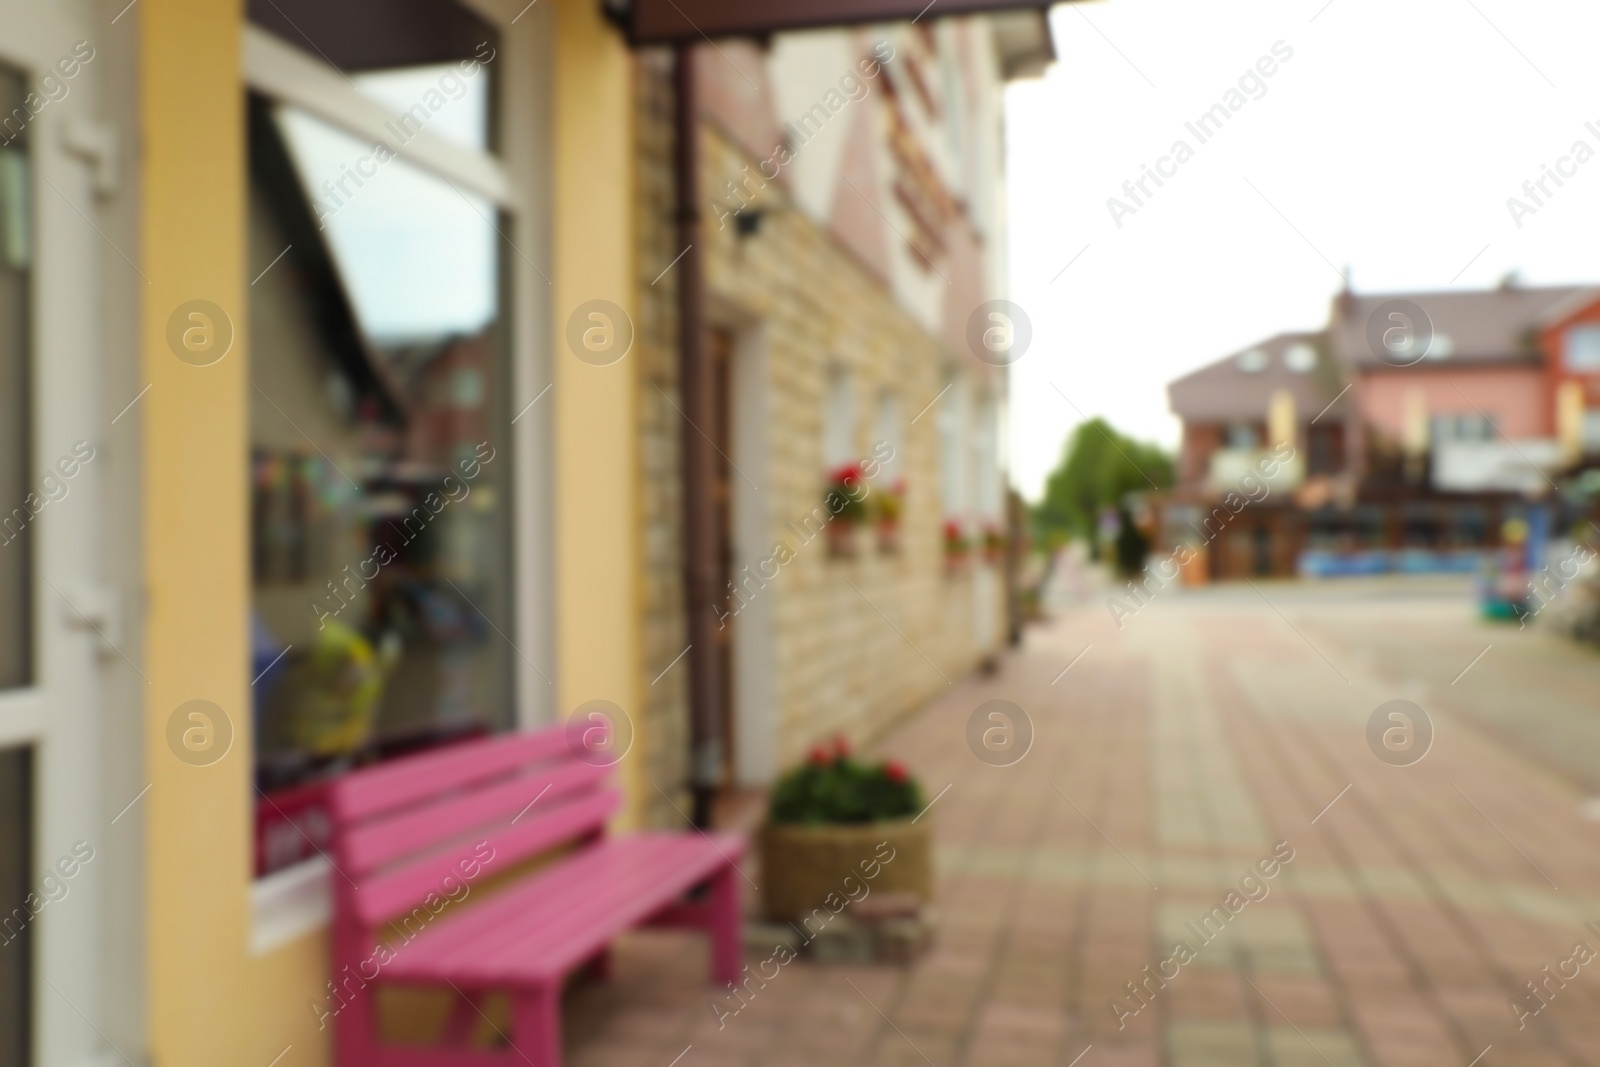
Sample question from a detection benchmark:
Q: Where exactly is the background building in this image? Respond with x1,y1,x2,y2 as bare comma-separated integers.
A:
632,23,1050,823
1164,283,1600,580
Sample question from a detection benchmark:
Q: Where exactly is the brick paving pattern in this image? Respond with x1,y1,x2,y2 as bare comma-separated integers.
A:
563,577,1600,1067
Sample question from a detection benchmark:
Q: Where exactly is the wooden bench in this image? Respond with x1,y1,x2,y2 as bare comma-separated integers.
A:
326,724,746,1067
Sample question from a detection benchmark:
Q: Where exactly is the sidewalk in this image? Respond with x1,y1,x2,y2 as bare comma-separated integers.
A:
565,579,1600,1067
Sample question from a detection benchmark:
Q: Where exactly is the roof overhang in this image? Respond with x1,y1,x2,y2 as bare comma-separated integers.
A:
611,0,1056,45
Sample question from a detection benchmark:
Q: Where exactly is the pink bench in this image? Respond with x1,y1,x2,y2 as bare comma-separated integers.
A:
326,724,746,1067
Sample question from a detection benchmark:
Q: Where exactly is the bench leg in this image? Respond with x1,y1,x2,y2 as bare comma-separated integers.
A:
512,982,562,1067
442,987,483,1046
333,978,379,1067
707,864,743,986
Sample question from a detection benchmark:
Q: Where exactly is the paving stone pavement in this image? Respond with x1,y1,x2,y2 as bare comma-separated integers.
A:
562,577,1600,1067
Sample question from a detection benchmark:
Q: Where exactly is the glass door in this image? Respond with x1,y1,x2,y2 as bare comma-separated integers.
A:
0,4,107,1065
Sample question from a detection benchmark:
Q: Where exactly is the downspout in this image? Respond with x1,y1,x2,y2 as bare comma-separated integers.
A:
673,43,724,828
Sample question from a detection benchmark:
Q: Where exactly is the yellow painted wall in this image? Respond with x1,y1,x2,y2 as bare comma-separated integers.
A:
140,2,326,1064
551,0,644,824
137,1,643,1062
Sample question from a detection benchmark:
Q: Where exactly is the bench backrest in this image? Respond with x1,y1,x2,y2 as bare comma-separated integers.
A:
326,723,617,931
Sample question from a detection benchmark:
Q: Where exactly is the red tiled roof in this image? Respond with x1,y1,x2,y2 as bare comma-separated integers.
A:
1328,285,1600,368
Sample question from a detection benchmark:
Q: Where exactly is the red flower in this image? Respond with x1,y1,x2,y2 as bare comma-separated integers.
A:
826,463,865,489
807,745,830,767
832,735,851,760
884,760,909,784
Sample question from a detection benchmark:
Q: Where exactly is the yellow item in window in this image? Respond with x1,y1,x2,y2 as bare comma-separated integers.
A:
286,622,396,758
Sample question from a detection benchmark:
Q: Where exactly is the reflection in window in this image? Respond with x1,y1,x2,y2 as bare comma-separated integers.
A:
247,95,513,876
353,63,492,154
0,63,30,691
275,107,497,344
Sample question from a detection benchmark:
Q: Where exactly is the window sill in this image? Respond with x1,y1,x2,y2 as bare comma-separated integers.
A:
250,855,331,956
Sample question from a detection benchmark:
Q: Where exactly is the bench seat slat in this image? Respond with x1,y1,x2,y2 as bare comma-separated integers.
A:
410,836,699,975
344,759,610,875
387,837,685,974
505,840,736,973
383,833,745,983
355,788,620,927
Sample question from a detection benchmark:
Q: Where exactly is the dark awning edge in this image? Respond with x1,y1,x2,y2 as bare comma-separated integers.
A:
606,0,1056,47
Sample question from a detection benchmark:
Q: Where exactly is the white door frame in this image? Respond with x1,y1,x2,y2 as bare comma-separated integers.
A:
719,315,779,787
0,4,112,1066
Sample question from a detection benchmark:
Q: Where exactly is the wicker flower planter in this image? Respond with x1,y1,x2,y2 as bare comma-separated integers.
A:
759,817,932,922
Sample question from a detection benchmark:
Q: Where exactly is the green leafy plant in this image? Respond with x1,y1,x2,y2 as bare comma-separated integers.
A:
825,464,870,525
768,737,923,825
1033,417,1173,549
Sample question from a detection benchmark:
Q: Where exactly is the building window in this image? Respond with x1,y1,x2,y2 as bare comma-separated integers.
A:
1282,343,1316,373
1307,424,1343,476
973,395,1000,519
938,377,968,517
1352,505,1386,548
1306,507,1342,549
1235,348,1268,373
1565,325,1600,371
1450,505,1488,547
1402,504,1443,548
822,365,856,469
245,20,517,878
1432,413,1496,444
874,388,901,480
1226,422,1259,449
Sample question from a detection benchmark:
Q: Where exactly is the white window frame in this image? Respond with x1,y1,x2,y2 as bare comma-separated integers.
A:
822,364,856,470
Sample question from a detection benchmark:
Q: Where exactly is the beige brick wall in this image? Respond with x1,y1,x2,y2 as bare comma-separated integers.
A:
633,54,1004,816
633,50,692,829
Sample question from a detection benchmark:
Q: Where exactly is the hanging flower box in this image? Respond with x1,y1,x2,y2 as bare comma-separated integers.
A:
874,478,906,554
943,519,970,573
981,522,1005,565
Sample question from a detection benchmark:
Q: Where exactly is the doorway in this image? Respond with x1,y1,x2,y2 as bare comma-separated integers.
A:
0,5,110,1064
707,328,737,788
708,320,777,794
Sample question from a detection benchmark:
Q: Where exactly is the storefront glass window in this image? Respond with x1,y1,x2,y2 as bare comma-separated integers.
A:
247,74,513,876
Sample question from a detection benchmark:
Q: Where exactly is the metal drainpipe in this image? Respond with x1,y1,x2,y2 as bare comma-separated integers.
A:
674,43,723,829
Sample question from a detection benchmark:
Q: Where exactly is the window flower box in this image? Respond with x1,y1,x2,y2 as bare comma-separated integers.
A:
825,463,869,558
981,522,1005,565
874,478,906,553
943,519,971,573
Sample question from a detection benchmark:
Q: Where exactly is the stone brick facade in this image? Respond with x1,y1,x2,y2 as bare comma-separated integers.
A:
632,41,1007,823
634,49,693,828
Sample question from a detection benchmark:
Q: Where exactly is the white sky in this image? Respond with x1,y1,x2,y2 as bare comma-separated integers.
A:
1005,0,1600,500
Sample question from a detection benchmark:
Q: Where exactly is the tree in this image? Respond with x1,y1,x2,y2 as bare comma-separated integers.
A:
1033,417,1173,549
